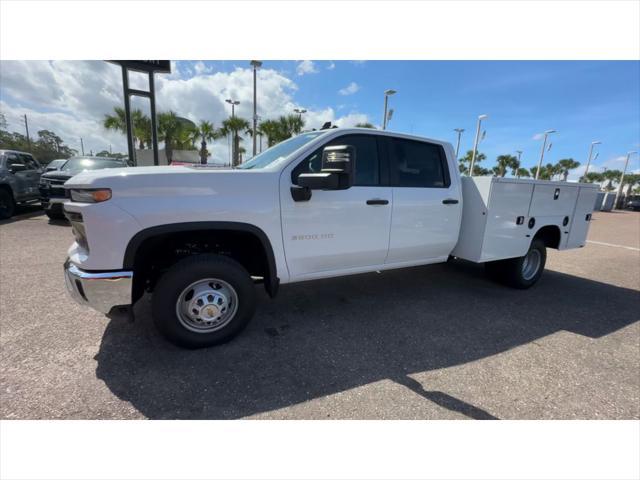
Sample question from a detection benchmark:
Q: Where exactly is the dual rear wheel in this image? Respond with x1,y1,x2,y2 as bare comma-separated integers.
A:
485,239,547,289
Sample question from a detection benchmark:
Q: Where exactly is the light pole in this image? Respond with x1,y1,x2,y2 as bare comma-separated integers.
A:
250,60,262,157
535,129,556,179
225,98,240,165
293,108,307,122
454,128,465,158
615,151,638,208
382,89,396,130
583,140,602,179
469,114,488,176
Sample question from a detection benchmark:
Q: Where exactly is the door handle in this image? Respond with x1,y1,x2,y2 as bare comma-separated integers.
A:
366,199,389,205
442,198,459,205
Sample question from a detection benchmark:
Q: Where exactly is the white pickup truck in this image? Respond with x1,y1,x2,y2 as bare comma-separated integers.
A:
62,128,598,348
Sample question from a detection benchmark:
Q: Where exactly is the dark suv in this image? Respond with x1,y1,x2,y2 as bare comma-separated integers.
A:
0,149,43,220
39,156,129,219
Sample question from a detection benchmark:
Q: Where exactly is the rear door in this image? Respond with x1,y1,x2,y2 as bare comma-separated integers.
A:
5,153,33,201
19,154,42,200
385,137,462,264
280,133,393,278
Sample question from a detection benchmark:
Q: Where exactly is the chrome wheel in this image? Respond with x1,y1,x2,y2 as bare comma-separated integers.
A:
175,278,238,333
521,248,542,281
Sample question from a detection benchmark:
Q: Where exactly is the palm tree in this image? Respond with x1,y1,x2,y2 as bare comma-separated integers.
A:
191,120,219,164
103,107,151,149
355,122,376,129
584,172,604,185
258,119,282,148
494,154,519,177
556,158,581,182
220,116,250,166
157,112,195,164
515,168,530,179
459,150,486,175
602,169,622,191
279,114,305,137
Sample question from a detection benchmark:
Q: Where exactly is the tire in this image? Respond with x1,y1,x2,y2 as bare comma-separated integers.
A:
497,239,547,289
45,209,66,220
0,189,15,220
152,254,256,349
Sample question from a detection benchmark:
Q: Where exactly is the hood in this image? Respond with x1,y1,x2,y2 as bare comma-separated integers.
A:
41,171,75,181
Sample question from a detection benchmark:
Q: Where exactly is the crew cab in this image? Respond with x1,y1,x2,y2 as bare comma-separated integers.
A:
62,128,598,348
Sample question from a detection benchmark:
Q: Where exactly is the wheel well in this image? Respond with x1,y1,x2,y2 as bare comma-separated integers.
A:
126,224,278,302
534,225,561,249
0,184,14,198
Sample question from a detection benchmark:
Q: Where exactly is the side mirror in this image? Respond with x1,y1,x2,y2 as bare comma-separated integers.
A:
321,145,354,186
9,163,27,173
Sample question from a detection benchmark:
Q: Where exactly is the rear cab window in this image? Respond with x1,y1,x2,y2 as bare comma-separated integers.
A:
388,137,450,188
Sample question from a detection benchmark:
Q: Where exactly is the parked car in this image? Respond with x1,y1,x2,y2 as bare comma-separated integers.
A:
39,156,128,220
45,158,68,172
0,149,43,220
61,128,598,349
626,197,640,211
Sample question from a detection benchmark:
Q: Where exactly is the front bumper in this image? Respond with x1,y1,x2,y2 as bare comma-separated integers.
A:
63,259,133,314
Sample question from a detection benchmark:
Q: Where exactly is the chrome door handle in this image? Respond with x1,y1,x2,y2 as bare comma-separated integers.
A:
366,199,389,205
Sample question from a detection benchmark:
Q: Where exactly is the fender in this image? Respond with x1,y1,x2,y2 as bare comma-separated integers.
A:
123,221,280,297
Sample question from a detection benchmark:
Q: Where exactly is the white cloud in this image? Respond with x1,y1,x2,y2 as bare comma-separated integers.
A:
338,82,360,96
0,60,371,162
295,60,318,76
326,62,335,70
532,133,544,141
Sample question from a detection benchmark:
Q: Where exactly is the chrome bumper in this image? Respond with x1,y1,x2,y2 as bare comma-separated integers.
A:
64,259,133,314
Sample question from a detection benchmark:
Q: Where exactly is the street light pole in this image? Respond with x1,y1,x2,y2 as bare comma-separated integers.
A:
250,60,262,157
382,89,396,130
583,140,602,179
454,128,465,158
225,98,240,165
469,114,488,176
535,129,556,179
614,151,638,209
293,108,307,122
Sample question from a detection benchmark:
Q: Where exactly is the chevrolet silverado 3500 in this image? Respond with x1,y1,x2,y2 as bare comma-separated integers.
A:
62,128,598,348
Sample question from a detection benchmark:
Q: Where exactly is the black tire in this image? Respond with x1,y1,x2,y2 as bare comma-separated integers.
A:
496,239,547,289
45,209,66,220
152,254,256,349
0,189,15,220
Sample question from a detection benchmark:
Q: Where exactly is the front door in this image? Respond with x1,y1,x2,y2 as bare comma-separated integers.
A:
280,134,392,279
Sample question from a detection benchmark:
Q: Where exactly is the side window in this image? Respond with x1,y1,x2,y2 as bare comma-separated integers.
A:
19,154,38,170
292,134,380,186
6,154,25,168
390,138,450,188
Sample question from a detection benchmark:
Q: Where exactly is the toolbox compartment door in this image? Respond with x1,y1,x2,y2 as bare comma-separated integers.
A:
528,184,578,218
566,186,598,249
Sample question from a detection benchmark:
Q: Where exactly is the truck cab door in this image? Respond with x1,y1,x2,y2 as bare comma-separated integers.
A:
280,134,392,280
5,153,35,201
385,137,462,264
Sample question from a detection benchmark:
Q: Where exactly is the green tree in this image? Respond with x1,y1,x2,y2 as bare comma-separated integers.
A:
556,158,581,182
493,154,519,177
602,169,622,191
191,120,220,164
583,172,604,184
257,119,282,148
515,167,530,178
103,107,151,149
355,122,376,129
622,173,640,197
220,116,250,166
459,150,486,175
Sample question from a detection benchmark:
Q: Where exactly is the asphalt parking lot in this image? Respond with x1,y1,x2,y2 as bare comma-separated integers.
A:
1,206,639,420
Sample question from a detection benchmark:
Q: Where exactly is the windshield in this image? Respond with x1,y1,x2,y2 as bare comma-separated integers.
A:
62,157,126,171
238,131,326,170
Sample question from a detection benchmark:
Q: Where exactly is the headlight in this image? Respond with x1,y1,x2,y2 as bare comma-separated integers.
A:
70,188,112,203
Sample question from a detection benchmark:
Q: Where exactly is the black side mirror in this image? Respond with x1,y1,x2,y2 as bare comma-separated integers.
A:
292,144,356,201
9,163,27,173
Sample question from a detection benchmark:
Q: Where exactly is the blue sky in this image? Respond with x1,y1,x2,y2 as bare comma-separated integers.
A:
1,60,638,176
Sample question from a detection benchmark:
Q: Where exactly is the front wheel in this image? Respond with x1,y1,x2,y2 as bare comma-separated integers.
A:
485,239,547,289
152,254,256,349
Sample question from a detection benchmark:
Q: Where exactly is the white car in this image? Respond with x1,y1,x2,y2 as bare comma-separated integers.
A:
62,128,597,348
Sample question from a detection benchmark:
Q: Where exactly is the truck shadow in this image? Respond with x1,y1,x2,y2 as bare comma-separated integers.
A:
94,260,639,419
